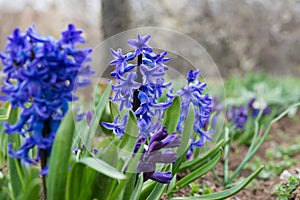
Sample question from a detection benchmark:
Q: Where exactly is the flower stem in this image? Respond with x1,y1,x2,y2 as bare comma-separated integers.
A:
40,120,51,200
40,150,47,200
133,54,143,112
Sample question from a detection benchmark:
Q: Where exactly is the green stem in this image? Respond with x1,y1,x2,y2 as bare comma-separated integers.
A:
228,103,300,183
212,168,223,185
132,54,143,112
40,119,51,200
223,127,230,184
246,109,263,155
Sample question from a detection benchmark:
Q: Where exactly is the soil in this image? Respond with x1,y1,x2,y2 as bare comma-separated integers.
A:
171,111,300,199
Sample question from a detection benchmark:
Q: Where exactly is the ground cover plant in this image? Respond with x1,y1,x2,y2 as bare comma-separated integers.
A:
0,25,299,200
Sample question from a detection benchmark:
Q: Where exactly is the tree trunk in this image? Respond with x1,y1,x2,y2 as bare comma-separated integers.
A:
101,0,130,39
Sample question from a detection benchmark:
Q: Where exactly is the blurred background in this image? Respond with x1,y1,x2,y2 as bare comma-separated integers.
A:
0,0,300,78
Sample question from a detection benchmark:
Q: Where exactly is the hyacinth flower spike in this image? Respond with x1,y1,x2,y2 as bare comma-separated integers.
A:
0,24,93,175
102,34,215,182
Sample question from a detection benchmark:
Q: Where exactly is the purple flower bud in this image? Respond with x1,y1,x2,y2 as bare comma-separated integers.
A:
150,172,173,184
147,150,178,163
137,161,155,173
148,141,163,153
161,133,181,148
149,127,168,144
86,110,94,126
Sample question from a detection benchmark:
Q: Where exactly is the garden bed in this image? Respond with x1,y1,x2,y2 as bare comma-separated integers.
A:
172,111,300,199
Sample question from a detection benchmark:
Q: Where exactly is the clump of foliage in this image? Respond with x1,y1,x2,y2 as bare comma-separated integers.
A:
274,169,300,200
0,26,264,200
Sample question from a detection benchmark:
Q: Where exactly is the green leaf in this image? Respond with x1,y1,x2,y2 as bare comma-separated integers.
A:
172,104,195,174
47,110,75,200
6,107,25,199
82,84,112,152
66,163,84,200
96,137,121,163
170,166,264,199
122,173,137,200
0,103,11,120
130,174,144,200
66,163,98,200
18,166,41,200
108,143,144,200
147,182,168,200
109,101,120,119
179,140,224,172
163,97,181,133
17,178,40,200
168,149,222,196
102,112,139,199
139,182,156,200
118,111,138,170
79,157,126,180
177,104,194,156
80,165,98,199
119,111,138,152
0,103,11,167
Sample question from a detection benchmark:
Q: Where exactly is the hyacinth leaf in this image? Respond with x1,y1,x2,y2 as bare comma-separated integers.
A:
172,104,195,174
168,173,177,195
179,140,224,172
83,84,112,152
139,181,156,200
6,107,25,199
66,163,85,200
0,102,11,121
17,166,41,200
84,154,126,199
177,104,194,155
100,103,114,135
168,149,222,196
170,166,264,200
17,177,40,200
118,111,138,166
79,157,126,179
92,138,122,199
130,173,144,200
47,110,75,200
66,163,98,200
0,103,11,166
96,137,120,166
81,165,99,199
147,182,168,200
109,101,120,119
119,173,136,200
109,144,144,200
82,157,126,200
163,96,180,134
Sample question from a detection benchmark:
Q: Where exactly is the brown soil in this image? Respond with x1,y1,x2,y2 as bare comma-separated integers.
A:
171,111,300,199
